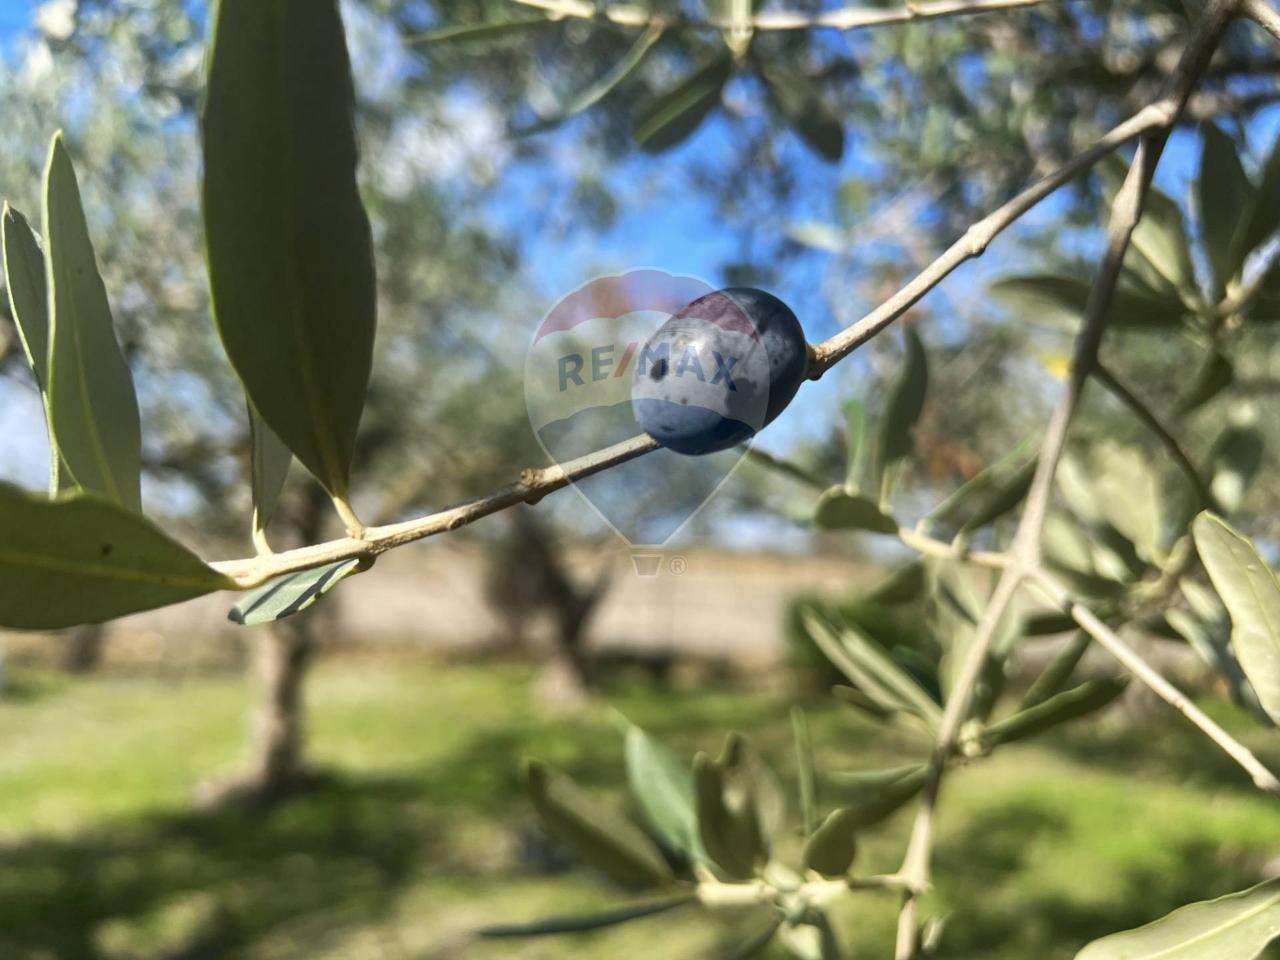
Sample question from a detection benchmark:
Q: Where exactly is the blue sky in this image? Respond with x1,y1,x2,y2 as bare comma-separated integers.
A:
0,2,37,40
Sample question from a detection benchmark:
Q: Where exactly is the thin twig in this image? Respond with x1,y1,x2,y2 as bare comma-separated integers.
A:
897,526,1008,568
1028,568,1280,794
210,85,1210,589
807,97,1197,376
211,434,659,587
891,3,1241,955
509,0,1050,32
1091,360,1217,511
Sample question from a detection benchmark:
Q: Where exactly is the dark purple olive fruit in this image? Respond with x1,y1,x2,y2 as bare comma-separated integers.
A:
631,287,808,455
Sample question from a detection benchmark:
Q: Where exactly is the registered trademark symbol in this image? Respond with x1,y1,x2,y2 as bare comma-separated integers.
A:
669,556,687,575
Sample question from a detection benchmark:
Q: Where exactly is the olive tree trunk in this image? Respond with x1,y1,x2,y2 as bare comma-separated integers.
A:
201,485,331,807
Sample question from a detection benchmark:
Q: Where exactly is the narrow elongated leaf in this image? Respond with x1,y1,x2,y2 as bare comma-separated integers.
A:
831,763,923,791
865,561,925,606
803,808,858,877
1020,633,1090,709
1091,442,1161,561
1074,878,1280,960
3,204,49,389
478,895,693,938
872,328,927,499
0,483,234,629
828,764,928,830
922,439,1033,531
1167,607,1271,725
520,23,665,134
2,204,69,495
1100,161,1198,293
984,678,1128,748
803,612,943,729
831,684,894,720
1198,123,1253,290
250,404,291,536
718,733,786,845
407,16,553,45
633,54,732,152
1133,187,1198,293
1193,512,1280,723
761,66,843,162
624,725,705,862
694,752,761,879
228,557,365,625
43,134,142,510
813,487,897,534
203,0,376,499
526,760,673,888
959,454,1038,534
991,274,1184,329
1240,132,1280,259
791,707,816,836
1176,350,1233,415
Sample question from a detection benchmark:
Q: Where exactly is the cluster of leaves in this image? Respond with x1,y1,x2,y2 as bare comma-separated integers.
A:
0,0,391,630
995,125,1280,383
414,0,845,161
506,722,910,955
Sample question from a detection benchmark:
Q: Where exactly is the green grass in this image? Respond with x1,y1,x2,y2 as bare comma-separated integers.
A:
2,655,1279,959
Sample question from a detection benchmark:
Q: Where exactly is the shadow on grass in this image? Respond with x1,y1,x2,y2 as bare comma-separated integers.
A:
1045,710,1280,797
0,774,445,960
931,798,1280,960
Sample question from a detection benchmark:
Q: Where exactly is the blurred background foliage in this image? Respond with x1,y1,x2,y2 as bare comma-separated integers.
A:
3,0,1280,957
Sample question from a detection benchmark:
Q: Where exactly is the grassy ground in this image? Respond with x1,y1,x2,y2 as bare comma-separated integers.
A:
2,654,1280,960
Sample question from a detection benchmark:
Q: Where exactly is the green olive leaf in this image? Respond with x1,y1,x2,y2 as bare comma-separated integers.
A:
526,759,673,888
1020,633,1090,709
228,557,367,626
0,483,233,629
983,677,1128,748
871,327,927,501
633,54,732,152
761,65,844,162
624,724,707,864
2,204,49,390
249,403,292,537
407,16,554,45
826,763,929,830
43,133,142,510
813,487,898,534
1239,129,1280,262
1197,123,1253,292
990,274,1185,330
1193,512,1280,724
2,203,71,495
203,0,376,499
1176,350,1233,416
802,808,858,877
1074,878,1280,960
519,23,666,134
